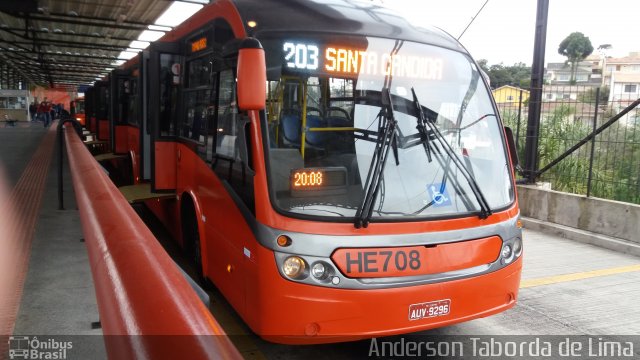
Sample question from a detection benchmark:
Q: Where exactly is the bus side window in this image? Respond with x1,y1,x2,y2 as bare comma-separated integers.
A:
215,70,238,160
213,69,255,213
159,53,181,137
181,53,216,161
118,78,130,124
128,77,139,126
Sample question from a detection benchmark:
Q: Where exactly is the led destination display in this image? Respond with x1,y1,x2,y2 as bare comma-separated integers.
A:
283,41,443,80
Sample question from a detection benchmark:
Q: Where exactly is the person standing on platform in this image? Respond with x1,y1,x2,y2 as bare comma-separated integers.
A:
29,102,37,122
37,100,45,125
40,100,52,128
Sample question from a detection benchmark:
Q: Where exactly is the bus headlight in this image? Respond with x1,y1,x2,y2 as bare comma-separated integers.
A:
501,244,514,264
513,237,523,257
283,256,307,279
311,262,328,280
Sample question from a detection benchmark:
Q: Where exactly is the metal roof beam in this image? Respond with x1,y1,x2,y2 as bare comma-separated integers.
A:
44,53,121,61
39,68,107,76
9,39,129,52
0,26,136,42
0,54,38,84
18,14,149,31
0,25,57,82
0,54,112,71
48,63,115,71
44,59,117,68
25,51,121,61
43,11,156,28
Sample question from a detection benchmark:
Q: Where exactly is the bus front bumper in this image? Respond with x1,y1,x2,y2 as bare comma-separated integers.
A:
246,254,522,344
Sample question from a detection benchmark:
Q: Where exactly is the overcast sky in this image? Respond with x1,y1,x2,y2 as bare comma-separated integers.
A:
385,0,639,66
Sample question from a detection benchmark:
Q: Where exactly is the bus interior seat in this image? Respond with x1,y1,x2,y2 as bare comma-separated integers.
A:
304,113,327,148
279,108,301,148
325,107,352,152
306,106,322,117
326,107,351,127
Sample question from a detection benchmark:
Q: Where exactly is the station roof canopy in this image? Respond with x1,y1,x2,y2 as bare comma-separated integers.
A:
0,0,207,91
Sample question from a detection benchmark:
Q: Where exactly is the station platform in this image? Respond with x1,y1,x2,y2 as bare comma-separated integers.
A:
1,122,639,359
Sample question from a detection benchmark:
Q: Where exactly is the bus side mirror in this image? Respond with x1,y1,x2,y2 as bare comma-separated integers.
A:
237,38,266,111
504,126,520,170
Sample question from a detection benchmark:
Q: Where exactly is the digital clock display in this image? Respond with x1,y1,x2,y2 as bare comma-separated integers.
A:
293,170,324,187
290,167,348,197
191,37,207,53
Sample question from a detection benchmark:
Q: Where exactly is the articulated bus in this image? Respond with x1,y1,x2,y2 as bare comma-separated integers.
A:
87,0,523,344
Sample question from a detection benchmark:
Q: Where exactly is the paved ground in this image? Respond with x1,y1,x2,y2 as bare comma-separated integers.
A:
0,122,48,186
3,123,640,359
1,122,105,359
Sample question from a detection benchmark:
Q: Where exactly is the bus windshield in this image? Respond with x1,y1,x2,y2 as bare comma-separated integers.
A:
262,34,514,221
76,99,85,114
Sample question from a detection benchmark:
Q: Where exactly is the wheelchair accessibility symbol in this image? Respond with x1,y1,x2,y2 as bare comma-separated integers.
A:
429,183,451,207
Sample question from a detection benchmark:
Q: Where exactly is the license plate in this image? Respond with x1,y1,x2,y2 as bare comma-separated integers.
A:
408,299,451,321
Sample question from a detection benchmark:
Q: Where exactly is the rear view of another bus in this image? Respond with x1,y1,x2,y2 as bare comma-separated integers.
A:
72,97,85,126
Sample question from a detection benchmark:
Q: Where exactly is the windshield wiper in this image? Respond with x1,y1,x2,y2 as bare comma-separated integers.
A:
411,88,492,219
412,89,433,163
354,88,397,228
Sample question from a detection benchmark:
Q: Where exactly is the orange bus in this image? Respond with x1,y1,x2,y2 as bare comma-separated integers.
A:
84,81,110,141
93,0,523,344
71,97,86,126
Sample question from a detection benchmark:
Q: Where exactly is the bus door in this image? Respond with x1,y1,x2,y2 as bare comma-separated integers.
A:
94,80,110,143
85,87,96,134
108,67,143,185
110,69,132,154
144,42,182,192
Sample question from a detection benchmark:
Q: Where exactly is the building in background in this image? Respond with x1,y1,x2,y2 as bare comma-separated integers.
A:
603,52,640,87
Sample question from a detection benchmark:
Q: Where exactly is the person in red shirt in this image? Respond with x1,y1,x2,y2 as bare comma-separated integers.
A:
38,100,52,128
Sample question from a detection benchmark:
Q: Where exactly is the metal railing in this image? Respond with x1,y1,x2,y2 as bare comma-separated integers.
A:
497,84,640,204
61,124,241,359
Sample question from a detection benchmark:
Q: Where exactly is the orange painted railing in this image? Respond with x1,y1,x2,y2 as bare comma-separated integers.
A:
64,125,241,360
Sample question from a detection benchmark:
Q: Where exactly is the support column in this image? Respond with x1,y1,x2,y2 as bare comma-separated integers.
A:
523,0,549,183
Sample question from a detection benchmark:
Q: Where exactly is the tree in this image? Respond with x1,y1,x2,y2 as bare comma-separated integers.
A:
476,60,531,89
488,63,513,87
477,59,489,73
558,32,594,84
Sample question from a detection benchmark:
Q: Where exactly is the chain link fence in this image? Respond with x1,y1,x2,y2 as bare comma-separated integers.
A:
496,84,640,205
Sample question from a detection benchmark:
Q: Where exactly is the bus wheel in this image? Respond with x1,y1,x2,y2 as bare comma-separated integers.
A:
192,222,203,282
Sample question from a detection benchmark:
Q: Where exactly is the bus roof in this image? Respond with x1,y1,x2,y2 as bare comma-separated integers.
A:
232,0,466,53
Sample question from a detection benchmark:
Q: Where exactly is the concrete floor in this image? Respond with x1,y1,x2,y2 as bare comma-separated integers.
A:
1,122,105,359
0,122,48,186
3,122,640,359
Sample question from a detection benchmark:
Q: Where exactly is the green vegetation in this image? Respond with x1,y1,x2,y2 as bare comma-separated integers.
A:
477,60,531,88
578,86,609,105
500,105,640,204
558,32,594,84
